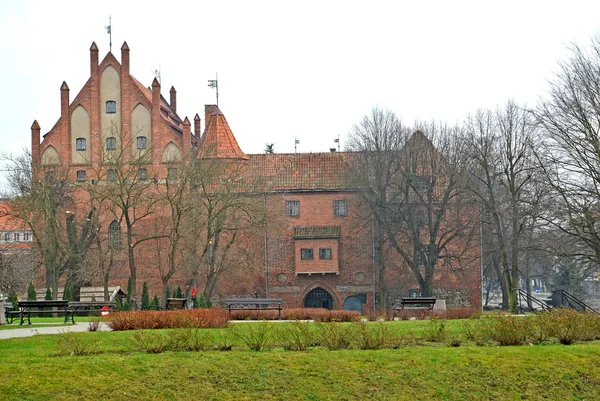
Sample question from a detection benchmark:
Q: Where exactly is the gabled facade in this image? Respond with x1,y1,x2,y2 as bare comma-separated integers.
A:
27,42,481,311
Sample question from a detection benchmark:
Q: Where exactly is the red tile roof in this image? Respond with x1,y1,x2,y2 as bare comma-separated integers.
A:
199,107,248,160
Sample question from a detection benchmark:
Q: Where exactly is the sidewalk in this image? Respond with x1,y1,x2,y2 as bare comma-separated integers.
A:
0,322,111,340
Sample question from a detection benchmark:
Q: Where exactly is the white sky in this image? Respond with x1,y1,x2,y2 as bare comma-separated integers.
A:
1,0,600,189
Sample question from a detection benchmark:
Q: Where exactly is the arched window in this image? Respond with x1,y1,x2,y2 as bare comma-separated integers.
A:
108,221,122,249
137,136,148,149
76,138,86,151
106,137,117,150
106,101,116,114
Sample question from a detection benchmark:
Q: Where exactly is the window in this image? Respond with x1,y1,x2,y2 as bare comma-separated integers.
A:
108,221,122,249
107,169,117,182
333,200,347,216
413,210,425,227
76,138,86,151
136,136,147,150
24,232,30,241
137,168,147,180
106,101,116,114
301,248,314,260
106,137,117,150
167,168,177,180
412,175,430,191
76,170,86,182
3,233,9,242
319,248,332,260
14,233,20,242
286,201,300,217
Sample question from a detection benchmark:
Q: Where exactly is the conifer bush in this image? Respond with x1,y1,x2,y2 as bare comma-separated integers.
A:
27,282,37,301
141,282,150,310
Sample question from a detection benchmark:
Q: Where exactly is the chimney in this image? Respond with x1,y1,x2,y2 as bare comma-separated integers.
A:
31,120,41,167
330,148,336,153
183,116,191,159
194,113,201,136
205,104,216,128
90,42,99,80
152,78,161,110
121,42,130,77
170,86,177,115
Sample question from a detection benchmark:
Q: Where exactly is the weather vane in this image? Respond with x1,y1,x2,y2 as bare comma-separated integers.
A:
208,73,219,106
105,16,112,52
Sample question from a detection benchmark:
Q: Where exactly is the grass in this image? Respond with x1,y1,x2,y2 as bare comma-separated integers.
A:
0,321,599,400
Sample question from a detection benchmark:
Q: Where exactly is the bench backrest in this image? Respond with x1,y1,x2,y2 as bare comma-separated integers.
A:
224,298,283,306
401,297,436,304
166,298,186,308
69,301,117,308
18,300,69,308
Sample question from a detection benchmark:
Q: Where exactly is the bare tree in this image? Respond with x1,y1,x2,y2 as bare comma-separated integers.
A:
1,151,99,299
188,156,265,301
0,248,34,296
87,125,165,308
465,101,546,313
535,36,600,278
348,108,478,305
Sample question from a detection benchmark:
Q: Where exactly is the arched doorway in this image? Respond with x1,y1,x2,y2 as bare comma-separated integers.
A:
304,287,334,310
343,296,362,313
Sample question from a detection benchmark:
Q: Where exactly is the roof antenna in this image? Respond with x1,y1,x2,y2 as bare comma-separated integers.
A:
208,73,219,106
105,15,112,52
295,137,299,154
152,65,161,85
334,134,340,152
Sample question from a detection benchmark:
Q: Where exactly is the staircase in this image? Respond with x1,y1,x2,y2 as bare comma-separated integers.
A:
517,289,551,313
545,289,600,315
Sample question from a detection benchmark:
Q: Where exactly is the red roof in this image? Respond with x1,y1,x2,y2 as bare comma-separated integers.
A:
199,107,248,160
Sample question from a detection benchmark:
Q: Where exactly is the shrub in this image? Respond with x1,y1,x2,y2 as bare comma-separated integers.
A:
149,295,159,310
228,308,360,322
447,337,462,347
537,308,595,345
580,312,600,341
315,321,353,350
55,332,98,356
422,317,447,342
45,287,52,300
63,285,72,301
231,321,272,351
141,282,150,310
171,328,214,351
130,330,174,353
481,314,530,346
27,282,37,301
352,321,390,350
107,309,229,331
7,291,18,311
275,321,314,351
175,286,183,298
88,319,101,332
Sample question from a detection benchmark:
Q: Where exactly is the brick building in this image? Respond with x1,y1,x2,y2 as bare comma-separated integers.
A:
26,41,481,311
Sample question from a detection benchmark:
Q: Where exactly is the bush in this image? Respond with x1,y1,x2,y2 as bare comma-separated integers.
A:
537,308,598,345
45,288,52,300
27,282,37,301
55,332,98,356
481,315,531,346
63,285,72,301
107,309,229,331
231,321,272,351
130,330,174,354
352,321,390,350
422,317,447,342
88,319,101,332
228,308,360,322
149,295,159,310
141,282,150,310
7,291,18,311
275,321,314,351
171,328,214,351
315,321,353,350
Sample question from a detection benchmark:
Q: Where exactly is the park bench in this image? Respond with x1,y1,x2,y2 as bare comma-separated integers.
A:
4,301,19,324
165,298,187,310
15,300,73,325
393,297,437,312
224,298,283,319
68,301,117,321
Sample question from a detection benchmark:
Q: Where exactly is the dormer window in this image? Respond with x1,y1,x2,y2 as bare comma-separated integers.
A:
106,137,117,150
106,101,116,114
76,138,86,151
137,136,147,150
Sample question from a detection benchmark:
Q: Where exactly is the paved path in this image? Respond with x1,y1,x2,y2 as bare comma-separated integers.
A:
0,322,111,340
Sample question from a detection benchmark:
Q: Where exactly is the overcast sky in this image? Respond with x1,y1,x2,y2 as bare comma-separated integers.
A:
1,1,600,188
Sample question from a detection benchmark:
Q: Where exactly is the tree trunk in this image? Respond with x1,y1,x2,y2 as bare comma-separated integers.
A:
103,273,110,302
126,225,137,310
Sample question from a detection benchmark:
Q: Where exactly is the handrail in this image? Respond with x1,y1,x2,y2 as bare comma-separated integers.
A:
516,289,550,313
555,290,600,315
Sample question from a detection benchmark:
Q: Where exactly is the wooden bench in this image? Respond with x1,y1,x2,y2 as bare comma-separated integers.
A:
165,298,187,310
393,297,437,312
68,301,117,321
224,298,283,319
4,302,19,324
15,300,73,325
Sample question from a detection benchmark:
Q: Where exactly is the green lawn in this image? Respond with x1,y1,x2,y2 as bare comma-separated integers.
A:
0,322,599,400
